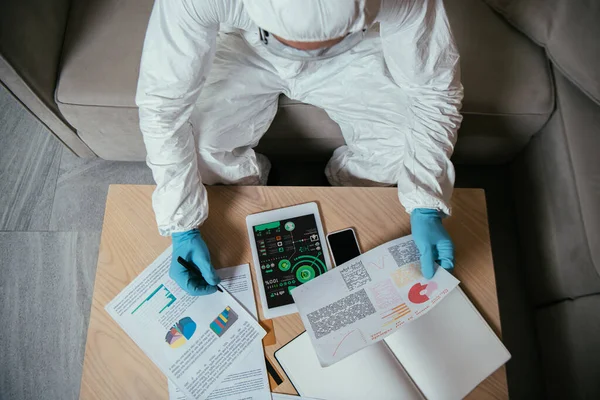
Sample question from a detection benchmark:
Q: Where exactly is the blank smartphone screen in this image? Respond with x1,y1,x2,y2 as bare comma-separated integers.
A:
328,229,361,266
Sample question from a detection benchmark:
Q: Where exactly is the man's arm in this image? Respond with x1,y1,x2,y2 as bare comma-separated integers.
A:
136,0,218,236
379,0,463,216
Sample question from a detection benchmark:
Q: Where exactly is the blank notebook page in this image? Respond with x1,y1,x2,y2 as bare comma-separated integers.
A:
384,287,511,400
275,332,423,400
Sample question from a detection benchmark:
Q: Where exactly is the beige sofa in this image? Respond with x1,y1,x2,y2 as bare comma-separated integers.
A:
1,0,599,398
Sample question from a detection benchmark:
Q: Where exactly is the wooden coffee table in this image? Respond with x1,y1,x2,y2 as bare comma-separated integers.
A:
79,185,508,399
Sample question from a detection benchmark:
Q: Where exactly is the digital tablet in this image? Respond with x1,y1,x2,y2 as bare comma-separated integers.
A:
246,202,332,319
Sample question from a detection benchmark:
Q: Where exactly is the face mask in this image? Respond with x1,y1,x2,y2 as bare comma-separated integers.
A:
258,28,367,61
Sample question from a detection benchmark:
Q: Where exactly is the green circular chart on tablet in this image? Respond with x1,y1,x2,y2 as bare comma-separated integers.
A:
278,259,291,271
295,265,316,283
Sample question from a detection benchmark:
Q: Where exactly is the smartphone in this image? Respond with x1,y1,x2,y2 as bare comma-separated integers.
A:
326,228,361,266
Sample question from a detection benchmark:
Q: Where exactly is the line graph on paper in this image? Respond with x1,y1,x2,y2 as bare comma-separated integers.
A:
332,329,367,357
368,254,389,271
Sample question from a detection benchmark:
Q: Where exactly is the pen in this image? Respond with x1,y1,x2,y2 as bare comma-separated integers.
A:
177,256,223,293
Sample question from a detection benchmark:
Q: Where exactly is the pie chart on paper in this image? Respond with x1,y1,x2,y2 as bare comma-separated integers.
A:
408,281,438,304
165,317,197,349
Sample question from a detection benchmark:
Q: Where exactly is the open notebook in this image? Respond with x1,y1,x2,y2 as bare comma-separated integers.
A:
275,288,510,400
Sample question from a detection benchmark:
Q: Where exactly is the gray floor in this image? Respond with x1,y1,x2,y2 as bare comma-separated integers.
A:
0,85,153,400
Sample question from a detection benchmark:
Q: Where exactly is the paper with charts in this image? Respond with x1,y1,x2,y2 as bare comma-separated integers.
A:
105,248,266,400
167,264,270,400
291,235,459,366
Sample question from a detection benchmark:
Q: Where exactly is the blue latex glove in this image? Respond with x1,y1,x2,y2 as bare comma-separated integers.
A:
171,229,221,295
410,208,455,279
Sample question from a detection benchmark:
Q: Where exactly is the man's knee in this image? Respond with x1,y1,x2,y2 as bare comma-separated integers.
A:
326,146,400,186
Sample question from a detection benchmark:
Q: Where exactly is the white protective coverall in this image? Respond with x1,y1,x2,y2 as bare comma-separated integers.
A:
136,0,463,236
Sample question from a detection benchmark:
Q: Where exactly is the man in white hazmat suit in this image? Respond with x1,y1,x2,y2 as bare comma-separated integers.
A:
136,0,463,295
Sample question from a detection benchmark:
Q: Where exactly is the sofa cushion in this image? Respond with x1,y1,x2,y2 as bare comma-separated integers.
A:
56,0,552,162
56,103,145,161
512,70,600,305
256,97,345,159
536,295,600,399
484,0,600,107
56,0,153,108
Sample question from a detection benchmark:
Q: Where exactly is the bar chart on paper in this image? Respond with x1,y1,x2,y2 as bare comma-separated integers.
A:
210,306,238,337
131,284,176,319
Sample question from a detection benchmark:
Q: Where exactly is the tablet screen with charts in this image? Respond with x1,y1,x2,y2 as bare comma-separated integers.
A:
246,203,332,319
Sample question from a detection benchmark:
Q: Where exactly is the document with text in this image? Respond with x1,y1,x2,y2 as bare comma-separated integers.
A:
169,389,322,400
271,394,323,400
167,264,270,400
106,248,266,399
291,235,460,366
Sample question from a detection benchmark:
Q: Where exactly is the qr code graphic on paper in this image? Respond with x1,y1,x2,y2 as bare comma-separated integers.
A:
307,289,376,339
340,260,371,291
388,241,420,267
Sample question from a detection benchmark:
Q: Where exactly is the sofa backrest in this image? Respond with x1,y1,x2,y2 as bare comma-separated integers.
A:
484,0,600,107
0,0,72,113
0,0,95,156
